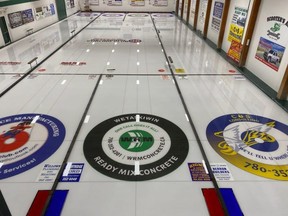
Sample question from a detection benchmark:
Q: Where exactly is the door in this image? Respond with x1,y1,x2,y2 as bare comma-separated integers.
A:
0,16,11,44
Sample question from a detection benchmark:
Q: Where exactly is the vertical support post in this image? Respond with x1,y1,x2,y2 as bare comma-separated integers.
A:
176,0,180,16
181,0,185,19
217,0,230,49
186,0,192,23
277,65,288,100
239,0,261,67
193,0,200,30
203,0,212,38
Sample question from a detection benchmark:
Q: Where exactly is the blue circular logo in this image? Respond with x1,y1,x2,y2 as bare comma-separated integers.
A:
206,114,288,180
0,114,65,179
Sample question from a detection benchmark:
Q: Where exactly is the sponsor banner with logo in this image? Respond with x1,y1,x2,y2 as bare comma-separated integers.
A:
89,0,99,5
255,37,285,72
131,0,145,6
188,163,211,181
211,163,234,181
150,0,168,7
199,0,208,25
103,0,122,6
60,162,84,182
254,16,288,71
227,40,243,63
0,114,65,180
36,164,61,182
8,9,34,29
211,1,224,32
228,7,247,43
206,114,288,181
83,114,189,181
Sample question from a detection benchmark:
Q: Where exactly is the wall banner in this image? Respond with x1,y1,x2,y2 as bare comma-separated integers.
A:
254,16,288,72
255,37,285,72
199,0,208,25
211,1,224,32
228,6,248,43
8,9,35,29
227,40,243,63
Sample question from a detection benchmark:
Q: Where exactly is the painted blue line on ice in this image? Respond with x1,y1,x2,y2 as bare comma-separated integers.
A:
220,188,244,216
45,190,68,216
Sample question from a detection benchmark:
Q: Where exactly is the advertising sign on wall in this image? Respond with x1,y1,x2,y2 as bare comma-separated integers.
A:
21,9,34,24
131,0,145,6
90,0,99,5
228,6,248,43
150,0,168,6
255,16,288,72
199,0,208,25
8,9,35,29
211,1,224,32
227,40,243,63
255,37,285,72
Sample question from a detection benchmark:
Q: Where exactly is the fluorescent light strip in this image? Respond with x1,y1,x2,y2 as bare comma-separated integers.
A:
63,162,72,176
31,115,40,124
185,114,189,122
136,80,140,85
84,115,90,123
134,161,140,175
61,80,66,85
202,160,209,174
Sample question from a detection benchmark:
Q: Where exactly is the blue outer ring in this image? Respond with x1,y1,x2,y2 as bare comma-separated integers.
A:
206,114,288,155
0,113,65,179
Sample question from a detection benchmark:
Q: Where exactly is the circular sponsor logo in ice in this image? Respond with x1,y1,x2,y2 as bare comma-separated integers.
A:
0,114,65,179
206,114,288,180
83,114,189,181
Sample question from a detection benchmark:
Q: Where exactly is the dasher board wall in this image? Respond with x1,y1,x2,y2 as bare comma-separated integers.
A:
182,0,288,94
0,0,80,45
79,0,175,12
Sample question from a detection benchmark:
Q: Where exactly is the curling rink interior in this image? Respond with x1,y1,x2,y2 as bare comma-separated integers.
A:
0,12,288,216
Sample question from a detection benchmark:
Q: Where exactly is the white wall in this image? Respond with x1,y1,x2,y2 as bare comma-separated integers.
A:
79,0,175,12
3,0,58,42
221,0,250,53
245,0,288,92
206,0,224,45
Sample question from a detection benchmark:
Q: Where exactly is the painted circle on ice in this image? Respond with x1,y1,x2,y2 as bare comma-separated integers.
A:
102,13,124,17
206,114,288,181
83,113,189,181
0,114,65,179
152,13,174,18
127,14,149,17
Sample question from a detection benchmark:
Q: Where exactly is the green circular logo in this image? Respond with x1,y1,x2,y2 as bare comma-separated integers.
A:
119,130,154,152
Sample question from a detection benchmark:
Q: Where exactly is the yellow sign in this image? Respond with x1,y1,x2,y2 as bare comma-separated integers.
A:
228,23,244,43
175,68,185,73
